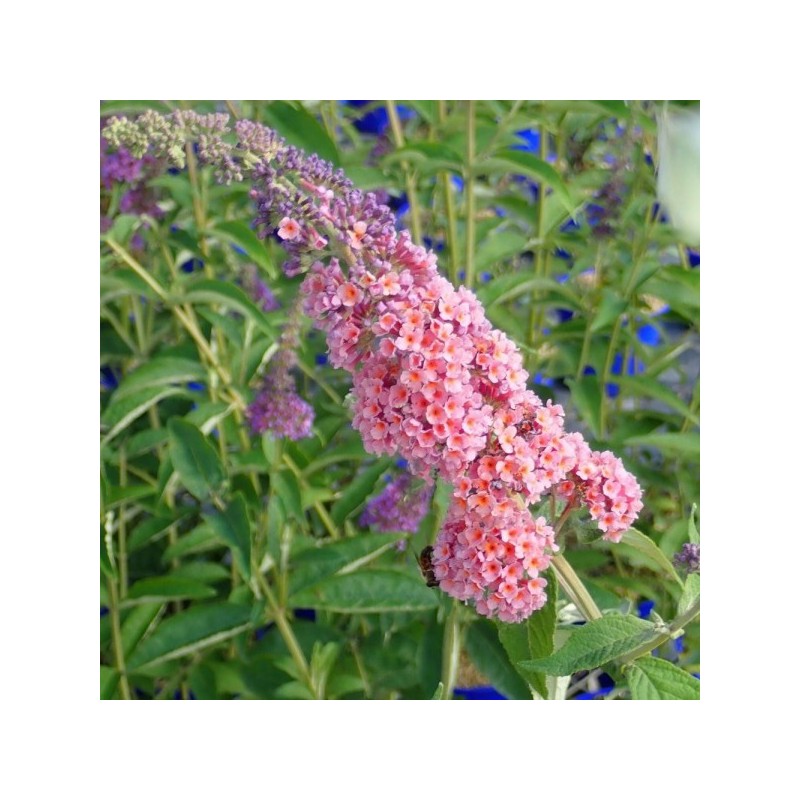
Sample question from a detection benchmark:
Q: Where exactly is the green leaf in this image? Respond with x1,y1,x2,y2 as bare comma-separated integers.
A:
262,101,340,166
270,471,304,524
627,656,700,700
104,484,156,510
106,214,141,243
301,438,370,476
615,376,700,425
289,534,405,595
519,615,658,676
528,569,558,660
203,493,252,581
625,431,700,458
186,401,233,433
237,656,292,699
128,513,187,552
212,220,276,278
170,561,230,584
274,681,316,700
488,149,575,213
290,570,440,614
329,458,393,525
127,603,253,670
497,622,539,696
480,272,582,310
126,576,217,603
640,267,699,313
345,166,392,191
101,99,172,115
326,673,364,700
162,523,224,562
607,528,683,585
677,573,700,617
382,142,462,172
120,602,163,658
167,418,225,500
101,386,188,444
125,428,169,457
100,665,119,699
101,526,116,580
188,663,219,700
502,568,558,698
588,100,631,118
565,375,602,439
418,621,445,697
149,174,193,207
431,682,444,700
183,279,275,339
474,231,528,272
114,357,205,400
466,619,532,700
101,270,158,303
688,503,700,544
590,289,628,333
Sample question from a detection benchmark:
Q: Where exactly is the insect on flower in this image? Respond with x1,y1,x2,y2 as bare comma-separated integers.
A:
416,546,440,588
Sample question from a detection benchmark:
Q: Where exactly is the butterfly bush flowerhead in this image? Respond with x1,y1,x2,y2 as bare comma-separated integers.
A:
674,543,700,575
360,472,433,535
105,110,643,622
247,295,313,441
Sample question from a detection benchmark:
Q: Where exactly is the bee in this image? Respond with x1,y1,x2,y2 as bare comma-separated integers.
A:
516,419,536,437
416,546,440,589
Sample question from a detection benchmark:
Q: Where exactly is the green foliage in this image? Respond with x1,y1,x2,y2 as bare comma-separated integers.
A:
466,620,532,700
626,656,700,700
497,569,558,698
167,418,225,500
520,615,658,676
290,571,441,614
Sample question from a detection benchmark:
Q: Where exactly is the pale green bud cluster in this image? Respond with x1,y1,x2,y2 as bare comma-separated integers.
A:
102,109,283,185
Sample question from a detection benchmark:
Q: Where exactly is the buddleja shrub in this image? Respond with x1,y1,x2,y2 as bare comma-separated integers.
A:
100,100,699,700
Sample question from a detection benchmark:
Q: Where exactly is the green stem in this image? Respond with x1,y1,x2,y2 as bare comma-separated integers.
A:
100,309,138,354
386,100,422,244
256,571,313,691
130,295,148,357
106,240,241,396
118,446,128,599
551,554,602,622
576,245,604,379
621,599,700,665
464,101,476,289
283,453,340,539
526,122,551,367
599,316,623,440
106,575,132,699
350,640,372,699
681,379,700,433
440,603,462,699
437,101,460,284
109,241,264,501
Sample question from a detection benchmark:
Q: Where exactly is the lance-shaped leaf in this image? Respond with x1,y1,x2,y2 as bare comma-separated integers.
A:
127,603,252,670
519,615,658,676
289,570,439,614
167,418,225,500
203,493,252,581
626,656,700,700
466,620,531,700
